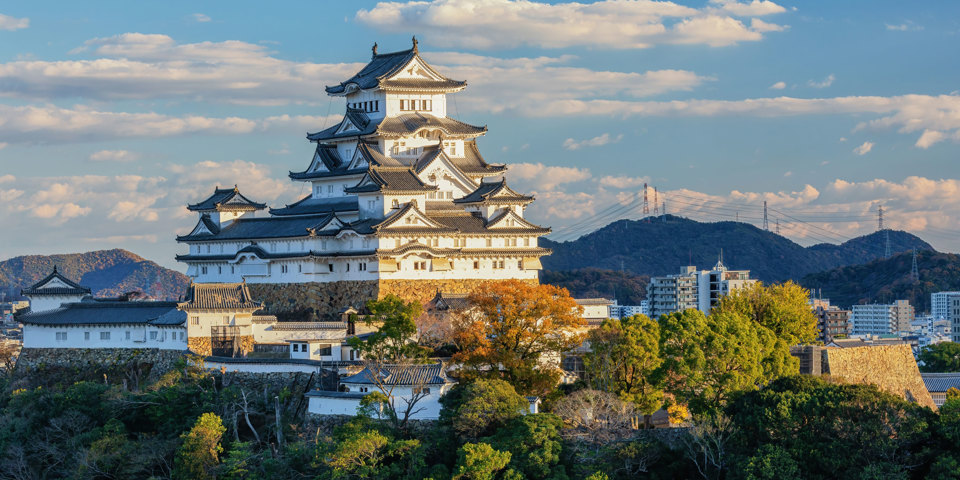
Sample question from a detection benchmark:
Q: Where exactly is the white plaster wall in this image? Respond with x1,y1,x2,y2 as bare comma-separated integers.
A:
23,324,186,349
203,360,326,374
384,92,446,118
26,295,86,314
308,396,364,416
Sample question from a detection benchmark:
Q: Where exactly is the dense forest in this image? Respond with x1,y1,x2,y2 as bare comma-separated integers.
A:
801,250,960,312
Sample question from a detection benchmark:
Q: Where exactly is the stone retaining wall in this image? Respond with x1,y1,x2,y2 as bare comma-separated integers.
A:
13,347,186,389
249,281,378,318
378,278,538,305
823,344,936,410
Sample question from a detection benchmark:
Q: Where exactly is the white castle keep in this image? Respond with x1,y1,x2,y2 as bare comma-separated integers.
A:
176,39,550,300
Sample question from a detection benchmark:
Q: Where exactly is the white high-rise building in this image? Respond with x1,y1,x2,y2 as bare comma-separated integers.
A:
647,258,756,318
851,300,914,336
932,292,960,321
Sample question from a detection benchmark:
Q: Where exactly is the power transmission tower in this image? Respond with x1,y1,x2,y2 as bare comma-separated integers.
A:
763,201,769,231
653,187,659,215
885,230,891,258
775,218,780,235
911,249,919,282
661,200,667,222
642,183,650,215
878,205,884,231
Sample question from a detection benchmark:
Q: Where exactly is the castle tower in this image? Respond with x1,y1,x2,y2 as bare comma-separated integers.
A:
176,40,550,313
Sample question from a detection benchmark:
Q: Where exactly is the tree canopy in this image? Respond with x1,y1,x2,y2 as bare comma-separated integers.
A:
919,342,960,372
453,280,585,395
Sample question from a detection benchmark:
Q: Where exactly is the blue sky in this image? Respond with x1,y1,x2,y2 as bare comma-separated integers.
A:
1,1,959,269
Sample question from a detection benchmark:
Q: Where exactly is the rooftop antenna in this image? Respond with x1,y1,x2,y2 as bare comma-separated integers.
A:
911,249,919,282
763,200,769,231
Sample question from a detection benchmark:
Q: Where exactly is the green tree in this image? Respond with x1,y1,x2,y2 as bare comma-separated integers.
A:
453,280,586,395
659,310,769,416
725,375,935,479
349,295,426,363
441,378,528,442
584,315,663,426
713,281,818,346
452,443,512,480
918,342,960,372
486,413,568,480
174,412,227,480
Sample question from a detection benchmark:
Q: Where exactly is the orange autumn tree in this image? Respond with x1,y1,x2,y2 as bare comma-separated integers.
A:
452,280,586,395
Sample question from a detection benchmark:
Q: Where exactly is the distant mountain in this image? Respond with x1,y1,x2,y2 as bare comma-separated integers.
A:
800,250,960,312
0,249,189,301
541,215,933,282
541,268,649,305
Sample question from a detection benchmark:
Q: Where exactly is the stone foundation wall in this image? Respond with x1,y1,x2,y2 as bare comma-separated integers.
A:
188,337,212,356
13,347,186,389
378,278,539,305
248,281,378,318
823,344,936,410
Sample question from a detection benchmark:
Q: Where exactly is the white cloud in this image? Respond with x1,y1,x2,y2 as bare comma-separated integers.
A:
89,149,138,162
886,22,922,32
808,74,835,88
192,13,211,23
769,81,786,90
0,14,29,31
710,0,787,16
1,33,358,105
915,130,946,149
783,171,793,177
562,133,623,150
853,141,874,155
598,175,650,189
357,0,788,50
508,162,592,191
750,18,787,32
0,174,14,184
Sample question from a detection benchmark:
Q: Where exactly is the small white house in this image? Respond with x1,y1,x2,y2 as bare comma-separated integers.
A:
307,362,456,420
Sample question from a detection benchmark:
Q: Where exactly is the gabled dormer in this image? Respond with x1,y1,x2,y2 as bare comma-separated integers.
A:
374,201,452,232
325,38,466,97
485,209,549,233
21,266,92,313
187,186,266,228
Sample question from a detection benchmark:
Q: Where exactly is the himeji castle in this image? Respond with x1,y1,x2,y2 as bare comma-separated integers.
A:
176,39,550,312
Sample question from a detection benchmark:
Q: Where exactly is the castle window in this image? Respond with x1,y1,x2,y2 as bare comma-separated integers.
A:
422,99,432,111
56,331,67,341
413,261,427,270
201,266,208,275
206,245,211,253
518,260,523,269
322,240,328,250
443,141,457,156
222,316,230,325
149,331,158,340
318,344,332,356
328,185,334,194
190,316,199,325
218,266,222,274
359,262,367,271
473,261,480,269
125,331,131,340
400,100,408,110
346,263,351,272
298,264,302,273
486,239,492,247
374,100,379,111
100,331,110,341
524,238,530,246
329,264,334,272
293,344,299,352
446,192,453,199
84,331,90,341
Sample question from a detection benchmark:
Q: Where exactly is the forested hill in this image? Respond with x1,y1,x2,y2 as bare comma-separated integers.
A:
541,215,933,282
800,250,960,312
0,249,189,300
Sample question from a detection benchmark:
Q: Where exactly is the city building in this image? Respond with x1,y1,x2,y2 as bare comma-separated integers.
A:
949,294,960,343
809,298,850,343
932,292,960,321
610,301,649,319
175,39,550,311
575,298,615,326
851,300,915,336
647,259,755,318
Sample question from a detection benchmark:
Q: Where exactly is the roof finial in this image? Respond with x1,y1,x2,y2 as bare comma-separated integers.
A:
233,184,238,192
372,42,378,57
53,265,58,273
412,35,418,52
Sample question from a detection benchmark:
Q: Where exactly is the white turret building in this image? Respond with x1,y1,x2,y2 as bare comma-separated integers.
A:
176,39,550,311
